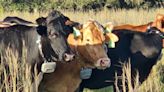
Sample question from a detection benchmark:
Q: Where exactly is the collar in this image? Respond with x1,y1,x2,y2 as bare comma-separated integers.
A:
36,35,58,63
147,28,164,38
36,35,57,73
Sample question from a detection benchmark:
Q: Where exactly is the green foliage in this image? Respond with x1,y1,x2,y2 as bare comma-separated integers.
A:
0,4,4,13
0,0,163,12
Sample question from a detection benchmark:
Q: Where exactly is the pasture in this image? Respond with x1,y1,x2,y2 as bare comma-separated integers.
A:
0,8,164,92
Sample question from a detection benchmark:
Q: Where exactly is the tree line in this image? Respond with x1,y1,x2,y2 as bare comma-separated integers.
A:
0,0,163,12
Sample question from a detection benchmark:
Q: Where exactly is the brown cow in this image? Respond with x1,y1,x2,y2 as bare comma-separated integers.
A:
113,14,164,32
38,20,118,92
108,14,164,47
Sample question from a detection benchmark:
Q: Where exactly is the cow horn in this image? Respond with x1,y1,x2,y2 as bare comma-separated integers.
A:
73,27,81,38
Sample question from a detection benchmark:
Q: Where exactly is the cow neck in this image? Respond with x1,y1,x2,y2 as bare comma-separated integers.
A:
36,35,58,63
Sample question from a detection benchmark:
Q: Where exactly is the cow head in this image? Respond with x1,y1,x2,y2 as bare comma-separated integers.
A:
67,20,117,69
36,10,78,62
152,14,164,33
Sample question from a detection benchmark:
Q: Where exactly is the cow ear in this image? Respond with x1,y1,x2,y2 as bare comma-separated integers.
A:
105,33,119,48
105,33,119,42
156,14,163,20
36,17,47,26
65,20,82,28
36,25,48,36
65,20,75,26
104,22,119,43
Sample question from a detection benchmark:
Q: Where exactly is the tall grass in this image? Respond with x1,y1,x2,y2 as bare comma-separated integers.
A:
0,46,40,92
0,8,163,92
0,8,164,25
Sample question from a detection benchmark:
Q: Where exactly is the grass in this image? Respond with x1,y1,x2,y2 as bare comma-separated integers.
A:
0,46,40,92
0,8,164,92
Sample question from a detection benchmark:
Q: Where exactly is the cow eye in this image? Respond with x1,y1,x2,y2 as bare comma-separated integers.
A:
86,39,90,42
103,44,108,53
51,32,58,38
86,43,90,45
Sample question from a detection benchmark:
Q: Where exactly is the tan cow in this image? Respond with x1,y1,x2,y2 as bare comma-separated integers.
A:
38,20,118,92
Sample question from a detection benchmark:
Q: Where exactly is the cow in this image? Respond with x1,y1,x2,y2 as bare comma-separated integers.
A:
113,14,164,32
38,20,119,92
78,26,163,92
0,10,77,88
113,13,164,47
3,16,35,26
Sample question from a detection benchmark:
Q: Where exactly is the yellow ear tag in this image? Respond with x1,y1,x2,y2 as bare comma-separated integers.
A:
105,27,112,33
105,27,115,48
73,27,81,38
108,40,115,48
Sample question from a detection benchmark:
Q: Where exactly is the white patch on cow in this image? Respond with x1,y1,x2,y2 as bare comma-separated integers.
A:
27,23,38,27
36,35,42,53
130,35,159,58
36,35,41,44
147,25,151,30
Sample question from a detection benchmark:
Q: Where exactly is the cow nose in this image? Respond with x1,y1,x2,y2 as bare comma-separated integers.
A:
97,58,111,69
63,53,75,62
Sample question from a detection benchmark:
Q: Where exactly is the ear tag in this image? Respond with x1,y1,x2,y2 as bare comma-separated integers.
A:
105,27,112,33
108,40,115,48
41,62,56,73
73,27,81,38
161,35,164,39
80,68,92,79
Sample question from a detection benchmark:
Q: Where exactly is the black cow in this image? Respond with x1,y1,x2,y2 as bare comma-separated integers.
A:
3,16,34,25
0,10,77,76
78,27,163,92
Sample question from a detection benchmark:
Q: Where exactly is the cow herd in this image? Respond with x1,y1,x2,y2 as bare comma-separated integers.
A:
0,10,163,92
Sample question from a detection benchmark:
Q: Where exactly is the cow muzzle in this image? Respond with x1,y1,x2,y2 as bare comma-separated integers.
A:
63,53,75,62
96,58,111,69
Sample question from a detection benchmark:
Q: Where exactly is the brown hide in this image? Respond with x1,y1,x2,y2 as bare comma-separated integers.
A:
38,60,83,92
113,23,152,32
113,14,164,32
